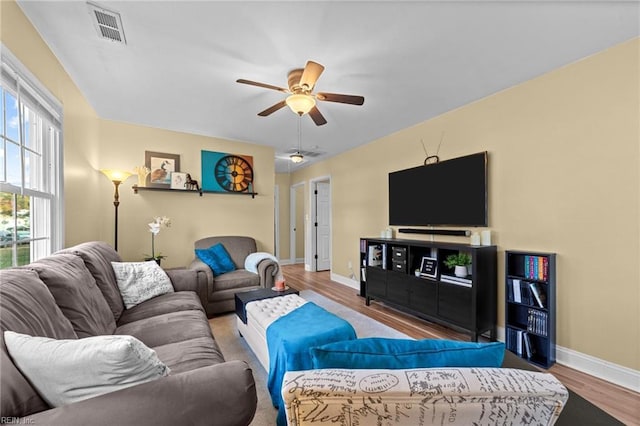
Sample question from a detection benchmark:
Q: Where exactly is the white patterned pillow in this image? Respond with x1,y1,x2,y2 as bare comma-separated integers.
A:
4,331,170,407
111,261,174,309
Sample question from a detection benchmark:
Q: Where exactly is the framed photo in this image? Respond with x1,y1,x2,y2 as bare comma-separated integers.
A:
170,172,187,190
145,151,180,188
201,150,254,193
420,256,438,279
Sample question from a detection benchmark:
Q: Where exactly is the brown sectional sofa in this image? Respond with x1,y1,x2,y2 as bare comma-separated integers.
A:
1,241,257,426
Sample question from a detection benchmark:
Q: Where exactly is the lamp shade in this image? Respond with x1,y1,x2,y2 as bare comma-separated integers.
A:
290,153,304,163
286,94,316,116
100,169,133,183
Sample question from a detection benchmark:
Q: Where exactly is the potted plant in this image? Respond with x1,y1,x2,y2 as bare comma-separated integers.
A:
444,253,472,278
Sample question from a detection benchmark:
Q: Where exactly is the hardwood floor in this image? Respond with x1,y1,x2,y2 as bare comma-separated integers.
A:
282,264,640,426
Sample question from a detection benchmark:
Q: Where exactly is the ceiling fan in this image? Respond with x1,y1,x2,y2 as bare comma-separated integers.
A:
236,60,364,126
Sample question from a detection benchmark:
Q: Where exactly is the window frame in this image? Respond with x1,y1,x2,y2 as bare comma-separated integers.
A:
1,44,64,266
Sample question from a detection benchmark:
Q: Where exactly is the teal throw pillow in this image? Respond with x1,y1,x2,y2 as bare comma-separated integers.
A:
310,338,505,369
195,243,236,276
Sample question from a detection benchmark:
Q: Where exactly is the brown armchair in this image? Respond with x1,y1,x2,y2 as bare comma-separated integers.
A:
188,236,279,316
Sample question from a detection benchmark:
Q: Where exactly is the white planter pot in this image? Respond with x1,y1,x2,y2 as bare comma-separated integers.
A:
454,265,467,278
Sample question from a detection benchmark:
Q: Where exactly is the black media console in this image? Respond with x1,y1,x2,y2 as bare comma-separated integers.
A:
360,237,497,341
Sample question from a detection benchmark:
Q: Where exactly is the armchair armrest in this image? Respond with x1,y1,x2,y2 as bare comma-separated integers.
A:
165,267,207,309
24,360,257,426
282,368,568,426
257,258,279,289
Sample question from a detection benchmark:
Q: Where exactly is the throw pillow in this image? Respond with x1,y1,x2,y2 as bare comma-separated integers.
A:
195,243,236,276
111,261,174,309
3,331,170,407
310,338,505,369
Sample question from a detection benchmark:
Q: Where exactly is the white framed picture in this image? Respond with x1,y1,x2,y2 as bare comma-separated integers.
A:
170,172,187,190
419,256,438,279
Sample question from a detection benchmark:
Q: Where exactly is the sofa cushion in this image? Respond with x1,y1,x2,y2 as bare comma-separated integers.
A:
28,254,116,337
115,310,214,348
195,243,236,276
4,331,170,407
58,241,125,321
310,338,505,369
111,261,174,309
117,291,205,326
212,269,260,292
153,336,226,374
0,269,78,418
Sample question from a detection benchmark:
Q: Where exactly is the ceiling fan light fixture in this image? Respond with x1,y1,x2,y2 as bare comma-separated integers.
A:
290,152,304,163
286,94,315,116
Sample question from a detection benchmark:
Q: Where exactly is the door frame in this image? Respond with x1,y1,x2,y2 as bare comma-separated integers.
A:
308,175,332,272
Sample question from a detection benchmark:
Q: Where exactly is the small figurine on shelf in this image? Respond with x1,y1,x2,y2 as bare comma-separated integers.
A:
134,165,150,187
185,174,200,192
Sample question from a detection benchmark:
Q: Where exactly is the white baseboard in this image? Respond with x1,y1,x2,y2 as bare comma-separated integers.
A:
330,272,360,291
330,273,639,393
555,345,640,392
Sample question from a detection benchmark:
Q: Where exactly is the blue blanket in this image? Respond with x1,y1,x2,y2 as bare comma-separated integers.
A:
266,302,356,426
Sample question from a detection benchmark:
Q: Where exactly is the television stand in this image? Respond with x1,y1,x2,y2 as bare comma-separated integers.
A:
360,237,497,342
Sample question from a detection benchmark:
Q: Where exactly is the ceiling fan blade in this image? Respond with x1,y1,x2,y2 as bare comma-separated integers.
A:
316,92,365,105
299,61,325,91
308,106,327,126
258,100,287,116
236,79,288,93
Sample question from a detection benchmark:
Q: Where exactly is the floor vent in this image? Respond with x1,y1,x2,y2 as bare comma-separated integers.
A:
87,2,127,44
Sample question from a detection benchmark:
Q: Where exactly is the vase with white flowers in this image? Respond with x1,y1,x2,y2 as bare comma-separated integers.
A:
145,216,171,265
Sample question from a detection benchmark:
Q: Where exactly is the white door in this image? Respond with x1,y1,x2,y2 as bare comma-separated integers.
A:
316,182,331,271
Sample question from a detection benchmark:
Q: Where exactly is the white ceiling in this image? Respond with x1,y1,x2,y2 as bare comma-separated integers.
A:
16,1,639,172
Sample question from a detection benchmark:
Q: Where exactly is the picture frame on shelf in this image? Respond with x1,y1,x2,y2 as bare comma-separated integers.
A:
170,172,188,190
145,151,180,188
419,256,438,279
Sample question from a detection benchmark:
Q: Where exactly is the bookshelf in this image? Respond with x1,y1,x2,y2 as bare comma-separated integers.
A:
360,237,497,342
505,250,556,368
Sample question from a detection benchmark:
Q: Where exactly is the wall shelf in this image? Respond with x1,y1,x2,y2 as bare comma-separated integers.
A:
132,185,258,198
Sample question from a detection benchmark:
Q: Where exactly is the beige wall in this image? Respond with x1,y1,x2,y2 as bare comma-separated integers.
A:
292,38,640,371
275,173,291,260
2,0,102,245
3,1,275,268
97,120,275,268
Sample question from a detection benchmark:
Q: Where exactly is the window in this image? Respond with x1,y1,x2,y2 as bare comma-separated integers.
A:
0,46,63,268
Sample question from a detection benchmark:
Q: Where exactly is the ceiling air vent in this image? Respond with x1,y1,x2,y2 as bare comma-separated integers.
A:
87,2,126,44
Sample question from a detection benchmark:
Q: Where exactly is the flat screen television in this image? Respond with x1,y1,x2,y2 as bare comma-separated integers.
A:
388,151,488,227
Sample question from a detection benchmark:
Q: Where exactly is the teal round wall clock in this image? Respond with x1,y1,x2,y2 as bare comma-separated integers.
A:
201,150,254,193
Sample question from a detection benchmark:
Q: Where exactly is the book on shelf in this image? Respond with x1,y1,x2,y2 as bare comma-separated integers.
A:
367,245,383,267
522,333,532,358
512,279,522,303
529,282,546,308
440,274,472,287
527,308,548,336
524,255,549,281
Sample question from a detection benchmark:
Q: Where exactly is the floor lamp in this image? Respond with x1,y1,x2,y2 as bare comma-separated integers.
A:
100,169,133,251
